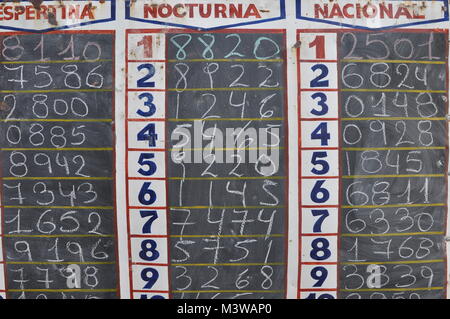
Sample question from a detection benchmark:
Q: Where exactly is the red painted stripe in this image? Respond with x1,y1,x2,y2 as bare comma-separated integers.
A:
300,88,339,92
128,177,167,181
300,118,339,121
132,262,170,267
300,59,338,63
128,60,167,63
301,233,339,237
301,176,339,180
301,262,338,266
129,206,167,210
301,205,339,209
128,148,166,152
133,290,169,294
125,29,135,299
128,118,166,122
300,147,339,151
128,89,166,92
299,288,338,292
130,234,168,238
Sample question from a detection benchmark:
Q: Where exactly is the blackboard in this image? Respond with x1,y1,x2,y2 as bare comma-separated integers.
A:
338,30,448,299
165,30,289,299
0,31,119,299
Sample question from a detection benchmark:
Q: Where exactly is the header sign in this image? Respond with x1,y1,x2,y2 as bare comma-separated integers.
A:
125,0,286,30
0,0,115,32
297,0,449,30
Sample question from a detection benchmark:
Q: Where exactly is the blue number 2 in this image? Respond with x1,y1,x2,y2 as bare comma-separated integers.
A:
137,64,156,88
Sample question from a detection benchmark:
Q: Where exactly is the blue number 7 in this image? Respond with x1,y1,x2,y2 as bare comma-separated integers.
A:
311,210,329,233
140,210,158,234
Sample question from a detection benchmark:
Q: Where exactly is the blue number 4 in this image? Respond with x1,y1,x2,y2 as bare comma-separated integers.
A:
138,123,158,147
311,122,331,146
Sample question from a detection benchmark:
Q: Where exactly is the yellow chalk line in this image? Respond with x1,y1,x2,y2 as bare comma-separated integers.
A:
342,147,445,151
3,234,115,238
171,263,285,267
341,89,446,93
3,177,113,181
341,232,444,237
341,117,446,121
168,117,284,122
7,289,117,293
0,89,112,94
168,59,283,63
0,119,112,123
6,261,115,265
341,203,445,209
341,59,445,65
169,234,284,238
3,206,114,210
169,147,284,151
168,176,285,181
171,290,284,294
0,148,113,151
0,59,112,64
340,287,443,292
340,260,444,265
170,205,285,210
167,87,283,92
342,174,445,179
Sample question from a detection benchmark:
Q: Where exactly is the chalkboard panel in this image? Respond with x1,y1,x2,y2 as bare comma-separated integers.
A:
0,31,119,299
338,30,448,299
165,30,288,299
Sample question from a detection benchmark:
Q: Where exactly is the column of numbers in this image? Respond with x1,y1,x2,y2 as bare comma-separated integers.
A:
298,32,339,299
126,31,169,299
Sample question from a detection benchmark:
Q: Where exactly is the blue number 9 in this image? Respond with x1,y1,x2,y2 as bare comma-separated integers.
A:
141,267,159,289
311,266,328,287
